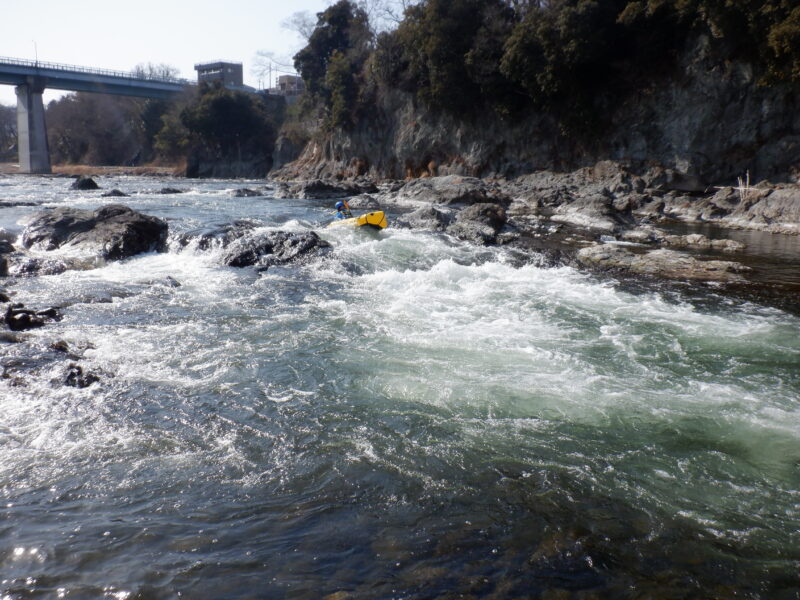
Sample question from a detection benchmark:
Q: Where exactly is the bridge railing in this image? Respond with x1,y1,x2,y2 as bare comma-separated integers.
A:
0,56,192,85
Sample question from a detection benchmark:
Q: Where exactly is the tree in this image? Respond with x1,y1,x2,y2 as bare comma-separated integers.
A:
0,104,15,160
293,0,372,99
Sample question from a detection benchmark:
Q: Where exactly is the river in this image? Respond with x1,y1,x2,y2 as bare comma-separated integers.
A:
1,175,799,599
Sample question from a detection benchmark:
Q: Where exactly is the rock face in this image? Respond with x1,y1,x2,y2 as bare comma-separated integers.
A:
272,36,800,185
21,205,168,260
221,231,332,271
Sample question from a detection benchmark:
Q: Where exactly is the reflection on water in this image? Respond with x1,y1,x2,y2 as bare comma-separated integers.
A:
0,175,799,598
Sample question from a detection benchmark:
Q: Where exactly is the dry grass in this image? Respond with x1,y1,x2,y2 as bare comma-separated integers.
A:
736,170,755,203
0,162,184,177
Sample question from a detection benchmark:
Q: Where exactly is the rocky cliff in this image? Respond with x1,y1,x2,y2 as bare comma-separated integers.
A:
273,35,800,188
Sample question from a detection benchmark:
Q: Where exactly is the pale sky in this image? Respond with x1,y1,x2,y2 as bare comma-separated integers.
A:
0,0,331,105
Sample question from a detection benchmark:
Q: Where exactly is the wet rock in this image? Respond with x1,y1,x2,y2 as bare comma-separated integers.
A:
3,303,63,331
446,202,508,244
551,194,635,233
158,187,184,194
101,189,129,197
232,188,263,198
177,221,257,251
64,364,99,388
8,256,72,277
70,176,100,190
221,230,332,271
395,206,454,232
0,289,10,303
50,340,83,360
661,233,746,252
275,180,368,200
21,204,168,260
346,194,381,210
395,175,506,206
577,245,751,283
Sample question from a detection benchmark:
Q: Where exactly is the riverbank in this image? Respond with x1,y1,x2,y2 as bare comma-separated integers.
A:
0,162,182,177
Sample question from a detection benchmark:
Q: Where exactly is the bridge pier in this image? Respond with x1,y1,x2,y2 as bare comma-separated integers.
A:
16,78,51,174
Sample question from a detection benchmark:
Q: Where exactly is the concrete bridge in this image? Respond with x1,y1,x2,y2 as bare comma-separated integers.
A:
0,57,193,173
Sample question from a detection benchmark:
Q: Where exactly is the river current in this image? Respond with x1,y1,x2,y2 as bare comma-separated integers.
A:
1,175,799,599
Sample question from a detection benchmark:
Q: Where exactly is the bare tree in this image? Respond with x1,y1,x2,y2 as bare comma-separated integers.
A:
251,51,298,89
282,10,317,41
132,63,181,81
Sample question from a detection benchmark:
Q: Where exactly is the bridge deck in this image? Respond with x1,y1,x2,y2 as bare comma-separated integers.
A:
0,56,193,99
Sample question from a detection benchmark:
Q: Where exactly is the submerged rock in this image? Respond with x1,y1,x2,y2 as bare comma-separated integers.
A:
176,221,257,251
158,187,184,194
70,176,100,190
221,230,332,271
21,204,168,260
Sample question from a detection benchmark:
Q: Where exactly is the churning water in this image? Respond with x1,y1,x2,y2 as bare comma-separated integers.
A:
1,176,799,599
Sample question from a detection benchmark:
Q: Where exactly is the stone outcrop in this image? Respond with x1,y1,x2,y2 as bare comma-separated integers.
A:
446,202,508,245
21,204,168,260
221,231,332,271
577,245,751,283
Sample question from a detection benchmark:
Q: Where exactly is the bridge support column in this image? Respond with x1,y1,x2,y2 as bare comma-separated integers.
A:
16,78,51,174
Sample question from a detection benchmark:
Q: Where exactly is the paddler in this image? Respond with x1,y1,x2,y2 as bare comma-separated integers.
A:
334,200,352,219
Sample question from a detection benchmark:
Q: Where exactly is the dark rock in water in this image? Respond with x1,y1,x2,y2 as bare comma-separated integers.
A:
162,276,181,288
21,204,168,260
232,188,263,198
70,176,100,190
50,340,83,360
3,303,63,331
0,200,39,207
177,221,257,251
221,230,332,270
64,364,99,388
446,202,508,245
158,187,184,194
101,189,129,197
0,239,15,254
0,289,10,302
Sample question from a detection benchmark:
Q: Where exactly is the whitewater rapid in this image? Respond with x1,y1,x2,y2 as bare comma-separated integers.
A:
1,175,798,598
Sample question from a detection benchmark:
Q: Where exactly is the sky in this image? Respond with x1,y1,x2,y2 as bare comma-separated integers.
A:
0,0,332,106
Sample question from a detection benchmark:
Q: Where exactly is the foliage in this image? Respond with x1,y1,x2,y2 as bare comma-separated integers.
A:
0,104,15,160
292,0,800,135
177,83,279,162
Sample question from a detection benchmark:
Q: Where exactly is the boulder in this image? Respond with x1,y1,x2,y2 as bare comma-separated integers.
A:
551,194,635,233
64,364,100,388
395,206,454,232
21,205,168,260
446,202,508,244
158,187,184,194
232,188,263,198
70,176,100,190
395,176,505,206
221,230,332,271
101,189,129,197
177,221,257,251
3,303,63,331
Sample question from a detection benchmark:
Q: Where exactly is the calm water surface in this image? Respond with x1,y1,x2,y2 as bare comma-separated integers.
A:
1,175,799,599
